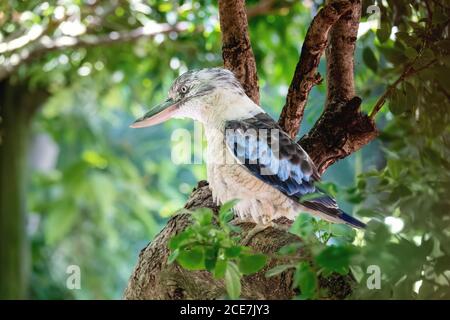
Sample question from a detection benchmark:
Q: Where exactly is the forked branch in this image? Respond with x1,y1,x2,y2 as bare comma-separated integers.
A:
278,0,354,138
298,0,378,173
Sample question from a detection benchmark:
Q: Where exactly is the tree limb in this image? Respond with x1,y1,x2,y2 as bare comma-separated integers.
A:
325,0,360,106
219,0,260,104
0,25,47,55
299,97,377,173
246,0,294,19
278,0,354,138
298,0,377,173
0,22,189,81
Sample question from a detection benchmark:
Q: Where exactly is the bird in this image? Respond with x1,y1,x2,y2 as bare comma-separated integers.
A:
130,67,366,230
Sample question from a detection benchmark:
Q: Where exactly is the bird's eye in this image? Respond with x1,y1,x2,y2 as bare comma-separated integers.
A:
180,86,188,94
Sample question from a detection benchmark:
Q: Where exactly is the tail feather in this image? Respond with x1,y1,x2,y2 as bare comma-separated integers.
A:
300,192,366,229
338,210,366,229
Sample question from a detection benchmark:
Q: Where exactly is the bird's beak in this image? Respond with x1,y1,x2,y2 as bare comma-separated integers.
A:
130,98,179,128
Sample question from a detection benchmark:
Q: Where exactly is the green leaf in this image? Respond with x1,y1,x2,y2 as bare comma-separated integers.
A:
168,229,194,250
387,159,402,179
414,48,435,69
363,47,378,72
346,193,365,204
404,82,417,109
176,246,205,270
380,47,405,64
396,32,419,47
418,280,436,299
193,208,213,226
238,253,267,275
315,245,355,275
330,224,356,242
289,213,315,238
214,259,227,279
357,178,367,190
316,181,338,197
293,262,317,299
224,246,242,258
219,210,234,226
228,224,242,233
356,208,379,218
376,21,391,43
435,256,450,274
436,66,450,89
388,88,407,115
204,247,218,272
225,262,241,299
265,264,294,277
219,199,238,223
158,2,173,12
404,47,417,60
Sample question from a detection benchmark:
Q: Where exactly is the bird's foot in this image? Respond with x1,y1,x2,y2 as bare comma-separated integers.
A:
241,222,286,246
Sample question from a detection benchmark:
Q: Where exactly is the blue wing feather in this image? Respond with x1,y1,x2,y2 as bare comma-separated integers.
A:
224,113,366,229
225,113,318,200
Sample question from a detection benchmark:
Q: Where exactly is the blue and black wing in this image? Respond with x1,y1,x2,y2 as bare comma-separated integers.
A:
225,113,319,199
224,112,366,229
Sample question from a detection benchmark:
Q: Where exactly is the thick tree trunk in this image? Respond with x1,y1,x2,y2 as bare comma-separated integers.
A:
0,81,47,299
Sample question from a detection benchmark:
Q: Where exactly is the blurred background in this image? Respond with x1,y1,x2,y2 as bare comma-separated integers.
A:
0,0,449,299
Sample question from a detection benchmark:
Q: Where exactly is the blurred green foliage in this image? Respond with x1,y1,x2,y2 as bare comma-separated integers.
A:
1,0,448,299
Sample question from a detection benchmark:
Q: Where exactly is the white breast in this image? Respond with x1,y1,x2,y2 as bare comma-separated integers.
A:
203,124,299,224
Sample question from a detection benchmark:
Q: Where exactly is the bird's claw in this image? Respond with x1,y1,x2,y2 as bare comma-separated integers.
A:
241,222,286,246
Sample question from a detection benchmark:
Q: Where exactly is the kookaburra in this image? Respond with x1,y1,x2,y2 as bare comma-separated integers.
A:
131,68,365,229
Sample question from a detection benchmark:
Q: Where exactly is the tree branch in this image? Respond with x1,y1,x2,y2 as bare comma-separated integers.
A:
0,22,188,81
246,0,294,19
325,0,360,106
219,0,260,104
299,97,377,173
278,0,354,138
295,0,378,173
0,25,47,55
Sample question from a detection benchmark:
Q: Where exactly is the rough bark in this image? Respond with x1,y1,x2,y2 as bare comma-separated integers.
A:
299,0,378,173
219,0,260,104
299,97,377,174
0,80,48,299
278,1,353,138
325,0,360,106
124,0,379,300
